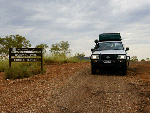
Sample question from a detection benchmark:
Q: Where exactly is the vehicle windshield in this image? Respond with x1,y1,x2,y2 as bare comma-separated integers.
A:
96,42,124,50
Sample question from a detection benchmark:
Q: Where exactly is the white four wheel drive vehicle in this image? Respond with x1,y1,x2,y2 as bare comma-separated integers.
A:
90,33,130,75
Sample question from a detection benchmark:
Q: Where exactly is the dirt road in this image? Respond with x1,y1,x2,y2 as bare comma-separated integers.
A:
0,62,150,112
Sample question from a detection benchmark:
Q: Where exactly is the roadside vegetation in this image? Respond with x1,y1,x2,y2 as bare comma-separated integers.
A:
130,56,138,62
0,34,90,79
0,55,89,79
44,54,89,64
0,58,9,72
130,56,150,62
4,62,45,79
141,58,150,61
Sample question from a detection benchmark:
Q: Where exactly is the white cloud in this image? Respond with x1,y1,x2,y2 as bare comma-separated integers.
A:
127,44,150,61
66,20,90,29
0,0,150,59
15,28,34,35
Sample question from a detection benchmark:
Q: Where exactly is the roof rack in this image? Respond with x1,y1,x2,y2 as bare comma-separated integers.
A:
99,33,121,42
103,33,120,35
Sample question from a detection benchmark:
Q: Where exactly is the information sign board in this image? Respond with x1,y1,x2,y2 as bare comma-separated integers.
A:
9,48,43,73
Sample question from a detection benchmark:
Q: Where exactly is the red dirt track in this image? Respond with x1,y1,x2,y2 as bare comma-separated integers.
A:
0,62,150,112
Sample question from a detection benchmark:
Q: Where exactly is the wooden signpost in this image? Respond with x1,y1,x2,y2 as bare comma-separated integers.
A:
9,48,43,74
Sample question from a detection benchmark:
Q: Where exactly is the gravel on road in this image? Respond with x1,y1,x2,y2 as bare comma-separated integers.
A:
0,62,150,112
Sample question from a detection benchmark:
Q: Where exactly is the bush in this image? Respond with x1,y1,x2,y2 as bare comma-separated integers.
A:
0,59,9,72
29,65,42,75
4,66,32,79
141,59,145,61
4,62,46,79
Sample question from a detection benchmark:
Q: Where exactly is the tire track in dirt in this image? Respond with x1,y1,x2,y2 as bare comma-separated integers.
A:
52,66,150,113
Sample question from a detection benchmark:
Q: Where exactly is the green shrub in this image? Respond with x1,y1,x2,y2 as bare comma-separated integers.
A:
4,66,33,79
19,62,33,68
4,61,46,79
29,65,41,75
141,59,145,61
0,60,3,72
0,59,9,72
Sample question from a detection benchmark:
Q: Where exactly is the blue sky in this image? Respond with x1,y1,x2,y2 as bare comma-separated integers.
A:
0,0,150,60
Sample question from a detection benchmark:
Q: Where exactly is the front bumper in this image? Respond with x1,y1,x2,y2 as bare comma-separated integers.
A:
91,60,127,67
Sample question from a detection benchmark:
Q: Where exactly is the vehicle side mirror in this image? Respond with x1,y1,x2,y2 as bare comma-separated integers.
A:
94,39,98,43
91,48,94,52
126,47,129,51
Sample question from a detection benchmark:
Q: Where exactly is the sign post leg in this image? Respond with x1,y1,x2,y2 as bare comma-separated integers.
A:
9,48,11,68
41,49,43,74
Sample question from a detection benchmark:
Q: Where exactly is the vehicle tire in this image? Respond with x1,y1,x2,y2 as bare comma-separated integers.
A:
98,68,103,74
121,66,127,75
91,65,97,74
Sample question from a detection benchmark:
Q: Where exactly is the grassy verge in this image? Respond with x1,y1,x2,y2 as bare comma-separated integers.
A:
0,54,90,79
4,62,46,79
43,54,90,64
0,59,9,72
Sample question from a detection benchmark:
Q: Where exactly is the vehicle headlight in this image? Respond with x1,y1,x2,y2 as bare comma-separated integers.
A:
91,55,99,59
117,55,126,59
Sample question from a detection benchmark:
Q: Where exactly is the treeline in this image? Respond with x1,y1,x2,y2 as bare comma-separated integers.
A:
1,34,149,62
130,56,150,62
0,34,87,60
141,58,150,61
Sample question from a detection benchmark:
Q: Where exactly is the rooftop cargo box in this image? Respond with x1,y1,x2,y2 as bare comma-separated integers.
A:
99,33,121,41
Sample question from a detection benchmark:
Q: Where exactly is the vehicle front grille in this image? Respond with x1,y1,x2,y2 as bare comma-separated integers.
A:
100,54,117,60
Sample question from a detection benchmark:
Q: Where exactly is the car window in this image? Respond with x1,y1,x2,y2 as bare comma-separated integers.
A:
96,42,123,50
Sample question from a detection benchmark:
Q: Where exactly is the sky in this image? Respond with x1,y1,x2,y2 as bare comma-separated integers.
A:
0,0,150,60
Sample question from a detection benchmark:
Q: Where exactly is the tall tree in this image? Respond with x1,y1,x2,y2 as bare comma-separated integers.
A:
35,43,49,53
131,56,138,61
0,34,31,55
49,41,71,56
